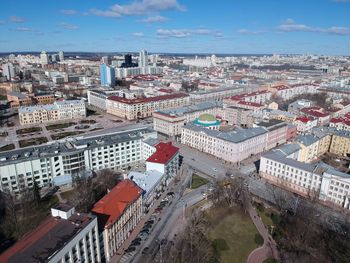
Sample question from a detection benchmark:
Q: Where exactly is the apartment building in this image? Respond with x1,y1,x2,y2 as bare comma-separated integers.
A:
7,91,55,108
146,142,180,179
189,86,244,103
106,93,190,120
268,83,318,100
87,89,121,111
0,204,101,263
181,123,268,163
153,101,222,137
300,106,330,126
330,113,350,131
92,179,143,262
293,116,318,134
256,120,288,150
18,100,86,125
260,145,350,210
223,106,253,127
227,90,272,105
329,130,350,156
0,127,156,195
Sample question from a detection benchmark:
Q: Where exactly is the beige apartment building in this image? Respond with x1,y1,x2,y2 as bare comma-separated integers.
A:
329,130,350,156
92,180,143,262
18,99,86,125
106,93,190,120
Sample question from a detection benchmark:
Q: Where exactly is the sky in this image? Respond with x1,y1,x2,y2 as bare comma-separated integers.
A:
0,0,350,55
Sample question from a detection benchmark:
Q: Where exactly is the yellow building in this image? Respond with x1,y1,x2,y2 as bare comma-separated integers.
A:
296,135,320,162
330,131,350,156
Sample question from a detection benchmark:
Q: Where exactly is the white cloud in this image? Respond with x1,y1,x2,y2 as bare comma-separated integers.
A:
12,27,34,32
277,19,350,35
140,15,167,23
238,29,264,35
90,0,185,18
61,9,77,15
10,16,25,23
132,32,144,37
60,22,79,30
156,28,222,38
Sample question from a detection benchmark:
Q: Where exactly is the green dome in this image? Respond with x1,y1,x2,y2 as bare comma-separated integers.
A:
198,114,216,122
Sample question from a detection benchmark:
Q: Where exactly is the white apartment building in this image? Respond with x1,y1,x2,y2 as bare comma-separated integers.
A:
228,90,272,105
260,145,350,210
0,127,157,195
268,83,319,100
18,99,86,125
153,101,223,137
87,89,121,111
0,203,101,263
106,93,190,120
181,123,268,163
189,86,244,103
293,116,318,134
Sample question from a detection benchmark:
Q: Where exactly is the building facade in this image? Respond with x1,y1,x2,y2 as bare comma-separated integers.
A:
18,100,86,125
92,179,143,262
0,127,157,194
106,93,190,120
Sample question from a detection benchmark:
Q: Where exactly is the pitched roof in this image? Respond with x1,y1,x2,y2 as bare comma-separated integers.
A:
146,142,179,164
91,179,142,229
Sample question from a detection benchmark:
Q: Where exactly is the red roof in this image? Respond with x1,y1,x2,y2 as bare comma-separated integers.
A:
92,179,142,228
146,142,179,164
300,107,330,118
296,116,314,123
228,90,270,101
107,93,188,104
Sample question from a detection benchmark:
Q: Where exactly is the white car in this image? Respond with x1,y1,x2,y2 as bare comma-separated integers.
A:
212,168,217,171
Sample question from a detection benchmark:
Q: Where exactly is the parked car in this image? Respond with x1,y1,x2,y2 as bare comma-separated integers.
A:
125,246,136,253
142,247,149,254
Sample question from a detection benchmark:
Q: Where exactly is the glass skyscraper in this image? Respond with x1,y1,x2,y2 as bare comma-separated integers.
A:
100,64,115,86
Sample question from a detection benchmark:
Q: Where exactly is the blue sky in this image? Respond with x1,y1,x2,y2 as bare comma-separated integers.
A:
0,0,350,54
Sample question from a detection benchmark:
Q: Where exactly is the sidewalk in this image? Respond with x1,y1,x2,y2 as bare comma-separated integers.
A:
247,203,279,263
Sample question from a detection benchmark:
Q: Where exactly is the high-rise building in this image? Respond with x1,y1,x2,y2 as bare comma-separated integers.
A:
2,63,15,81
40,51,49,65
101,56,109,65
100,63,115,86
139,49,148,67
121,54,138,68
58,51,64,61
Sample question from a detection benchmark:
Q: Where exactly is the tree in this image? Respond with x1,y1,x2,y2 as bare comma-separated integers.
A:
33,180,41,205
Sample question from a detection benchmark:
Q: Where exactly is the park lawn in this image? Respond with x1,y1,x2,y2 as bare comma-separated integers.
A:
191,174,209,189
51,131,84,140
19,137,48,148
257,209,274,228
206,206,261,263
0,144,15,152
16,127,42,134
46,122,76,130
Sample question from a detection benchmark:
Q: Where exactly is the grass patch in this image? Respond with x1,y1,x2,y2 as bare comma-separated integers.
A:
19,137,48,148
60,190,74,201
0,95,7,100
191,174,209,189
206,206,262,263
263,259,279,263
16,127,42,135
51,131,84,140
0,144,15,152
254,233,264,245
46,122,76,130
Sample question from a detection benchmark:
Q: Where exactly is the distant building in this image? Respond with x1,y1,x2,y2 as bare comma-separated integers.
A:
2,63,15,81
121,54,138,68
18,99,86,125
139,49,148,67
0,204,101,263
100,64,115,86
7,91,55,108
92,179,143,262
101,56,108,65
58,51,64,61
40,51,49,65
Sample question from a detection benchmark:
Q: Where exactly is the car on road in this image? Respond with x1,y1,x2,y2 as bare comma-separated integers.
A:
132,237,141,243
131,240,141,246
141,228,150,234
125,246,136,253
142,247,149,255
212,168,217,171
146,219,154,224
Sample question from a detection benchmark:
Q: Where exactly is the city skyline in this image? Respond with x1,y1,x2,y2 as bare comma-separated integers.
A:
1,0,350,55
